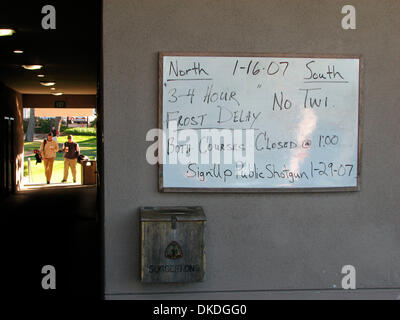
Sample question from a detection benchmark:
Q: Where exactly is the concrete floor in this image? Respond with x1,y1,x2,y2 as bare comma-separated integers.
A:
2,185,101,298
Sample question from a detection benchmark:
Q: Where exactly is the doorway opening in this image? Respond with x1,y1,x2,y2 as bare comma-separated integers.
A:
23,108,97,189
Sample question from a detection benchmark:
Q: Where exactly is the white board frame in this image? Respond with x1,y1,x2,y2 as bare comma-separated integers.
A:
158,52,362,193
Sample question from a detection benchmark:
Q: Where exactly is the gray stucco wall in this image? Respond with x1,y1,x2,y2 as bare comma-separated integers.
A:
103,0,400,298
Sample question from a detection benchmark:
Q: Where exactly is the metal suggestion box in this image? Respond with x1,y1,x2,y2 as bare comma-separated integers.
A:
140,206,206,283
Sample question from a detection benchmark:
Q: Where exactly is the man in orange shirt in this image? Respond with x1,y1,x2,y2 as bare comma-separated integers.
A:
40,132,59,184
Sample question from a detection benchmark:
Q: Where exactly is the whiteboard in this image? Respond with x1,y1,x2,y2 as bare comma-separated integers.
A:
158,53,361,192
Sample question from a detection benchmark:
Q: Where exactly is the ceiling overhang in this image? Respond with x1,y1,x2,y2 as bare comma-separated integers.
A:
23,94,96,109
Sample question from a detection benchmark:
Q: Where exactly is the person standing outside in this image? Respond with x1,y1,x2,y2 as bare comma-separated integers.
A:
51,126,58,142
62,135,80,183
40,132,59,184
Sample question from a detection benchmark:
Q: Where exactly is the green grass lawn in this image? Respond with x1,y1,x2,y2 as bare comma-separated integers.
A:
24,134,97,184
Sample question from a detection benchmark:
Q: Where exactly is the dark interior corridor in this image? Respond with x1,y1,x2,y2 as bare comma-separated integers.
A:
1,1,102,298
3,185,101,298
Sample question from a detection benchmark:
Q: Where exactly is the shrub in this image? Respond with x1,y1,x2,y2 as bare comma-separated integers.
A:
63,127,96,136
36,119,51,134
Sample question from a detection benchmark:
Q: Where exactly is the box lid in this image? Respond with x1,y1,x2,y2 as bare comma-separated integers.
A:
140,206,206,222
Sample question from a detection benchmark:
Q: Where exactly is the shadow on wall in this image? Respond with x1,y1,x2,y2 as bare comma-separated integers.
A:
0,82,24,193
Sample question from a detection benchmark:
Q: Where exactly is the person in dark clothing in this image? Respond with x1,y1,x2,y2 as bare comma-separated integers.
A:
61,135,80,183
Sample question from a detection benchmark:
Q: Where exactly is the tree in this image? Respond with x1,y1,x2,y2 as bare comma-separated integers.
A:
25,108,35,142
54,117,62,135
